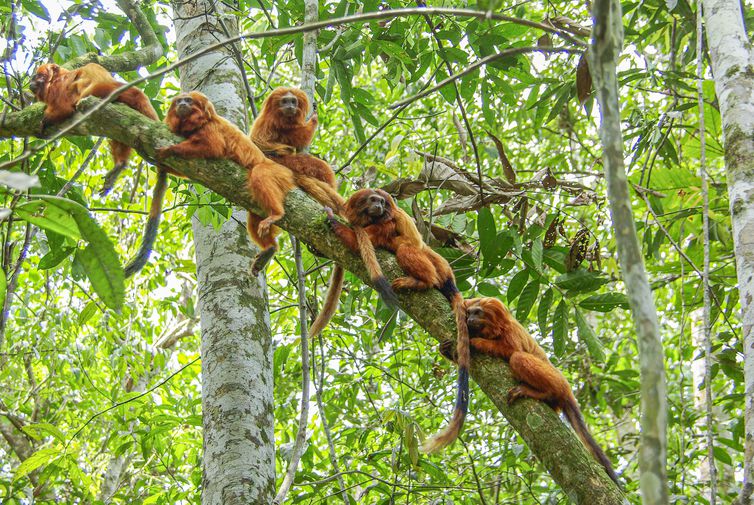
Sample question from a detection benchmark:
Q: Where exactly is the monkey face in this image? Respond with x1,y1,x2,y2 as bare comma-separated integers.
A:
466,303,487,335
173,94,196,118
347,189,395,226
166,91,215,135
30,64,58,99
277,91,300,118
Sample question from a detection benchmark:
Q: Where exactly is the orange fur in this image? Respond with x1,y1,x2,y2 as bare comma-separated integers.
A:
30,63,158,193
327,189,469,452
250,87,345,214
158,92,295,272
465,297,619,484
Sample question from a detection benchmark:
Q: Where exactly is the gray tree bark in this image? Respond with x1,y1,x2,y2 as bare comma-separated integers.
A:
589,0,668,503
701,0,754,502
171,2,275,504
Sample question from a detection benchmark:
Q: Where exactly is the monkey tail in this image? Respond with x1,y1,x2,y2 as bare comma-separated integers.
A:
124,169,168,278
562,397,620,485
308,265,344,337
353,227,399,307
420,284,470,453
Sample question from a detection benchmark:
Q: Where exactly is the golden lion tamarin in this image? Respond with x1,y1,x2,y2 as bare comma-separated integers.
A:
157,91,295,273
250,87,347,335
250,87,344,214
30,62,159,196
463,297,619,484
327,189,468,452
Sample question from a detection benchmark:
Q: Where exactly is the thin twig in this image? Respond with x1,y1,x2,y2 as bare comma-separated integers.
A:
274,238,312,505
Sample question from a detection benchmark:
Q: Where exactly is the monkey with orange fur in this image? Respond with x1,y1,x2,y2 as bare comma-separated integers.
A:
461,297,619,484
250,87,347,335
30,62,159,196
326,189,468,452
157,92,295,273
250,87,344,214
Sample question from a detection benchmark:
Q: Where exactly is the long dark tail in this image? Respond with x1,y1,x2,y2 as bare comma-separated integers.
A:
562,397,620,485
353,227,399,307
309,265,344,337
420,284,469,453
124,169,168,278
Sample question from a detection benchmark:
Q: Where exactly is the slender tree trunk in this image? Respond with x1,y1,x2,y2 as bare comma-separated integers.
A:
589,0,669,503
702,0,754,502
171,2,275,504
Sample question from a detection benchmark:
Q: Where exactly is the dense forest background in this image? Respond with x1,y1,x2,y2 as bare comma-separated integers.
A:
0,0,749,503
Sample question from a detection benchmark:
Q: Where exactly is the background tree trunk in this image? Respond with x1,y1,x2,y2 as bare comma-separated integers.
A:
172,2,276,504
702,0,754,502
589,0,669,502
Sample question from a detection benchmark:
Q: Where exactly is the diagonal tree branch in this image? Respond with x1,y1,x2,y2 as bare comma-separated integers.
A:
0,99,625,504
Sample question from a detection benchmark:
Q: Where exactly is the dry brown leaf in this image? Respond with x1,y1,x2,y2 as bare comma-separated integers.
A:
486,130,516,184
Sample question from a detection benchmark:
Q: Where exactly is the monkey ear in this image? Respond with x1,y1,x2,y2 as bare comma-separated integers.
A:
204,100,216,118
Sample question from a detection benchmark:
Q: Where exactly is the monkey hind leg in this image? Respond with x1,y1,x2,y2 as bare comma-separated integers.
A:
295,176,345,213
247,162,294,237
116,87,159,120
279,154,336,186
248,212,278,275
392,244,437,291
101,141,131,196
507,352,570,406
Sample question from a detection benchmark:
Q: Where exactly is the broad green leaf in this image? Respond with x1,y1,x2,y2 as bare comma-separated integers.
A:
478,207,497,261
15,200,81,240
77,301,99,326
39,246,76,270
554,270,609,293
574,308,605,361
21,423,65,442
531,238,543,272
552,300,568,356
579,293,629,312
75,244,124,311
516,280,539,322
507,270,529,303
538,288,553,337
13,447,60,482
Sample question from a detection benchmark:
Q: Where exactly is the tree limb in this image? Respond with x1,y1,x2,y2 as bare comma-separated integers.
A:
0,99,626,504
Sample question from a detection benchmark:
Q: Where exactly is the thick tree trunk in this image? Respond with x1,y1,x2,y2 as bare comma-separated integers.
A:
589,0,668,503
702,0,754,502
172,2,275,504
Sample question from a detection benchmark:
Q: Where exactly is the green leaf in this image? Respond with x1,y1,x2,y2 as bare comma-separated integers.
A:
77,301,99,326
713,446,732,465
13,447,60,482
516,280,539,322
552,300,568,356
21,423,65,442
538,288,553,337
579,293,629,312
75,244,124,311
36,197,124,311
15,200,82,240
478,207,497,261
531,238,543,272
554,270,609,293
507,270,529,303
39,246,76,270
23,0,50,21
574,308,605,361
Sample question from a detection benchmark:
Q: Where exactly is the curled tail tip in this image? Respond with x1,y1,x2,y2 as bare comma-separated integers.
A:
419,412,465,454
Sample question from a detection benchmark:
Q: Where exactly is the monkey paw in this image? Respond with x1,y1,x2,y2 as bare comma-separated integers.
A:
324,206,335,219
155,147,170,161
506,387,525,405
439,340,458,363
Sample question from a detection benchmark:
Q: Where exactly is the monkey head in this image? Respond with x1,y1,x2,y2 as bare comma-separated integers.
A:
345,189,395,227
265,87,309,123
465,297,511,338
166,91,217,136
30,63,61,100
